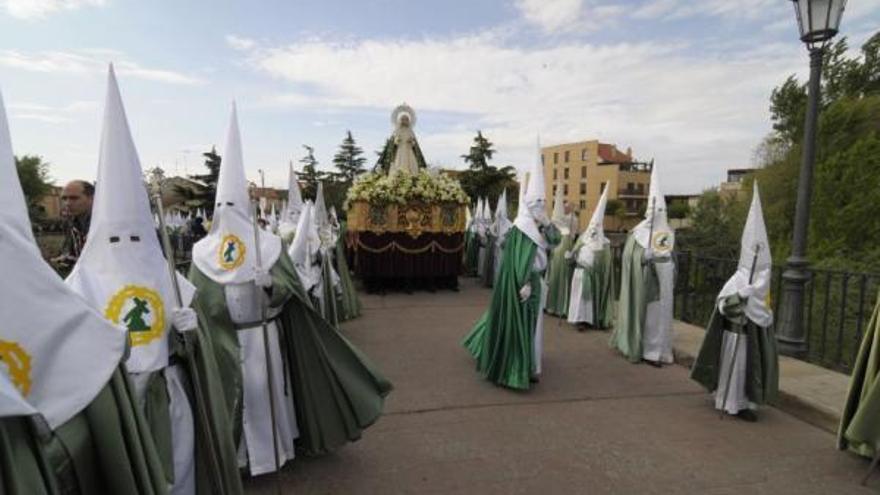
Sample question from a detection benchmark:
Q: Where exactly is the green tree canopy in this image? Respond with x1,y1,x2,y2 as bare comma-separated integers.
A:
15,155,53,222
332,130,367,183
689,30,880,271
461,130,495,171
297,144,327,200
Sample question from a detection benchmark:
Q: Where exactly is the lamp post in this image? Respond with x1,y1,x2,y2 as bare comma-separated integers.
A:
778,0,847,357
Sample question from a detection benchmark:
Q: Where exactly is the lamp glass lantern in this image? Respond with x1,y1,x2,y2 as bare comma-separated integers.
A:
791,0,847,47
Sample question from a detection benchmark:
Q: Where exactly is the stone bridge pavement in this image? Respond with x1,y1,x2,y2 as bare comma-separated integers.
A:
246,279,873,494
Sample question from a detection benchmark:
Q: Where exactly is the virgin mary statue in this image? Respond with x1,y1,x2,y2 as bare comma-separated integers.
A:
381,104,426,175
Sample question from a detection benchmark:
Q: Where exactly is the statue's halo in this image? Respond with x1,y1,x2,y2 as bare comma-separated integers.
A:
391,103,417,128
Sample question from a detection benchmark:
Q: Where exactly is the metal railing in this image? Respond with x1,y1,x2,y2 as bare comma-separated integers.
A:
672,251,880,374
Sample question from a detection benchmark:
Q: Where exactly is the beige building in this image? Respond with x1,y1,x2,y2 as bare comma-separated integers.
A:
541,139,652,232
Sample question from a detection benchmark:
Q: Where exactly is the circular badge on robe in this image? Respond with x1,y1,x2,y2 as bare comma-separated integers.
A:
218,233,246,271
105,285,165,347
0,340,32,396
652,230,673,255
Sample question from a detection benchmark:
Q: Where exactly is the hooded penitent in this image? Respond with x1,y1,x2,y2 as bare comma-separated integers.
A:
545,180,577,317
610,163,676,364
0,83,127,430
191,103,282,286
190,103,299,476
67,67,243,495
490,189,513,283
279,163,304,242
189,123,391,457
1,78,169,495
67,67,196,375
329,205,361,321
288,202,319,294
567,186,615,328
691,182,778,415
464,138,557,390
311,182,342,326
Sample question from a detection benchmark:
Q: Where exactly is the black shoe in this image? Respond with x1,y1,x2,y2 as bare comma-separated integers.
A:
736,410,758,422
529,375,540,383
643,359,662,368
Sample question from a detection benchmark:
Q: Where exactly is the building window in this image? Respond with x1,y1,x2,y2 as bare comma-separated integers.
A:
600,182,607,193
627,182,634,191
579,183,587,195
581,166,587,178
554,152,558,164
579,200,586,209
553,169,558,180
541,154,545,165
637,183,644,193
564,168,569,179
552,185,557,197
581,148,588,161
564,150,570,162
563,184,569,195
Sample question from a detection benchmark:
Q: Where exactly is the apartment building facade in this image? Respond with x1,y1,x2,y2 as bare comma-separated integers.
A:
541,139,652,232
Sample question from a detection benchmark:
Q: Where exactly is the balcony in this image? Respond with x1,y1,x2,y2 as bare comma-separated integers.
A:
618,187,647,198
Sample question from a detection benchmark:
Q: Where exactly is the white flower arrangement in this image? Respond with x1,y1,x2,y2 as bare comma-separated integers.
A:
345,170,469,208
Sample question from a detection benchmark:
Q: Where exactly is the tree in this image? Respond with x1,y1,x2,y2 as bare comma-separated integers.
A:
15,155,53,223
332,130,367,183
667,201,691,220
461,130,495,171
675,190,744,260
297,145,327,200
688,30,880,272
457,131,515,206
175,146,221,214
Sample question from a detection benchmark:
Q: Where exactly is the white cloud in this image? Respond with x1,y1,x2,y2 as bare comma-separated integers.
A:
234,33,804,192
515,0,624,33
226,34,257,51
2,0,106,19
8,99,97,125
633,0,787,22
0,50,204,85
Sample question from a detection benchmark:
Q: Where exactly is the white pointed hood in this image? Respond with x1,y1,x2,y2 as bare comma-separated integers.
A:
551,181,567,233
192,102,282,284
288,202,319,291
313,181,335,250
269,202,278,232
514,138,547,249
278,164,302,240
578,185,610,254
491,189,512,240
718,181,773,327
632,163,674,254
465,202,474,232
0,85,127,427
67,66,196,374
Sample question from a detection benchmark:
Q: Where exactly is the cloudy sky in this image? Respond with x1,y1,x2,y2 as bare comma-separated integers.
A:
1,0,878,193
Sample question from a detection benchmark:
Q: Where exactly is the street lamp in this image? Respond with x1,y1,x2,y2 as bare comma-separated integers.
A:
777,0,847,357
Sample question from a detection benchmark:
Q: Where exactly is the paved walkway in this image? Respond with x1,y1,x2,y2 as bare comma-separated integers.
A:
246,279,874,494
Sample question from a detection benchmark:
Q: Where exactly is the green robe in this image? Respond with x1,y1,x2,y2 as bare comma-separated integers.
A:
690,294,779,407
838,293,880,459
43,368,168,495
189,250,392,456
463,228,540,390
464,231,479,277
481,234,496,288
0,417,57,495
545,233,575,317
139,332,244,495
574,245,615,329
334,222,361,321
320,252,341,327
608,235,662,362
